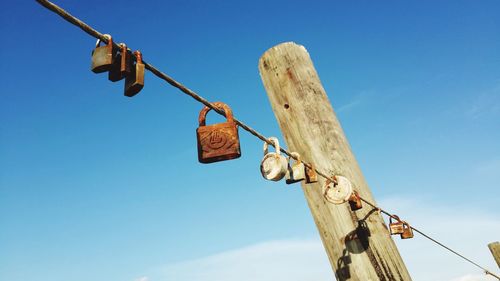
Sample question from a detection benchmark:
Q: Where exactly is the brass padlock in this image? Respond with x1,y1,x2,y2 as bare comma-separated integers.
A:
304,163,318,183
389,215,404,235
348,190,362,211
400,222,414,239
109,43,131,82
91,34,114,73
197,102,241,163
124,50,145,97
285,152,305,184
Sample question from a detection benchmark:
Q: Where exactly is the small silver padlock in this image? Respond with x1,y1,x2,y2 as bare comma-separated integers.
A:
285,152,306,184
260,137,288,181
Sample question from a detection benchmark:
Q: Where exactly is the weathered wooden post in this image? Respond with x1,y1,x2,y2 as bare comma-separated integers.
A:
259,42,411,280
489,242,500,268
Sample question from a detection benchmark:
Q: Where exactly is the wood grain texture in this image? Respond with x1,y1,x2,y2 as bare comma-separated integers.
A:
488,242,500,268
259,42,411,281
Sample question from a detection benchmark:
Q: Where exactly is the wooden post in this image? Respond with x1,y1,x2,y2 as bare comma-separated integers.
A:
489,242,500,268
259,42,411,280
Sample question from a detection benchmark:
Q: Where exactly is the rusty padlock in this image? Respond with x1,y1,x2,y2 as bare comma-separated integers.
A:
304,163,318,184
285,152,306,184
400,222,414,239
108,43,131,82
124,50,145,97
389,215,404,235
91,34,114,73
348,190,363,211
260,137,288,181
196,102,241,163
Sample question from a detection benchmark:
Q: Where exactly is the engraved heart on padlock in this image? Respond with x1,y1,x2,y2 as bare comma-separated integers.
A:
199,128,237,153
207,130,228,150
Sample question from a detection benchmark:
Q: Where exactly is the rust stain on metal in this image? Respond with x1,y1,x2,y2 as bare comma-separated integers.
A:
305,163,318,183
109,43,131,82
348,190,363,211
389,215,405,235
401,222,414,239
124,50,145,97
91,34,114,73
196,102,241,163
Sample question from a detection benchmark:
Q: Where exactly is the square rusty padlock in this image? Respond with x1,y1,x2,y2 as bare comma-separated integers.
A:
305,163,318,183
196,102,241,163
348,190,362,211
400,222,414,239
109,43,131,82
91,34,115,73
389,215,404,235
124,50,145,97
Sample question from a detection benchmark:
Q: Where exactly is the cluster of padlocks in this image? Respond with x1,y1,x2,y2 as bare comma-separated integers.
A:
195,101,414,239
260,137,317,184
194,102,361,208
389,215,414,239
91,34,145,97
90,37,415,239
89,34,415,241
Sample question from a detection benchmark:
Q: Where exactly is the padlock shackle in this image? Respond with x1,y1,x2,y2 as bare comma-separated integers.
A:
119,43,127,53
325,175,338,186
96,34,112,48
288,152,301,163
350,190,360,201
134,50,143,64
389,215,401,224
198,102,234,126
263,137,280,155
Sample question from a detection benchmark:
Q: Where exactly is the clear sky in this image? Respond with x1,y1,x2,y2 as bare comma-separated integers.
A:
1,1,499,281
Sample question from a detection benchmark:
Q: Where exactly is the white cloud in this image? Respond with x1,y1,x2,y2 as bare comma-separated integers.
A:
134,276,148,281
148,197,500,281
157,239,332,281
336,91,372,113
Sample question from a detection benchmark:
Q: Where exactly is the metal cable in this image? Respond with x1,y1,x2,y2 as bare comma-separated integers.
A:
35,0,332,180
35,1,500,279
359,198,500,279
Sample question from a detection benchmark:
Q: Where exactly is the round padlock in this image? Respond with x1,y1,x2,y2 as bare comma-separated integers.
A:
323,175,353,204
260,137,288,181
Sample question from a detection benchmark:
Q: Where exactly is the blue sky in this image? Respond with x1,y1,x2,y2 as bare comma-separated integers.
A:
1,1,499,281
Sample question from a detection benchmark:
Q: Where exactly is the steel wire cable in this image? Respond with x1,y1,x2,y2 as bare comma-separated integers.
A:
35,1,500,279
